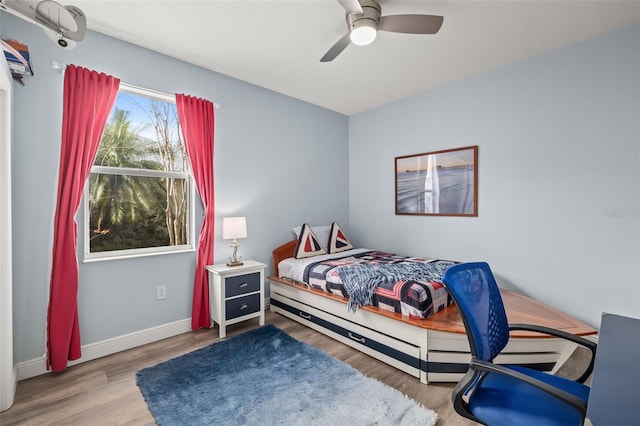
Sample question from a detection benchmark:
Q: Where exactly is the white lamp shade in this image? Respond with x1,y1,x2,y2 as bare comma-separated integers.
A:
222,217,247,239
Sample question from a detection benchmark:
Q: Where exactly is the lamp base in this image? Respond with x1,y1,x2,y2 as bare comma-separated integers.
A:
226,260,244,267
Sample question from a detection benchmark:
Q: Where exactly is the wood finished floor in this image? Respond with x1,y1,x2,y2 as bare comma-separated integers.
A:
2,310,588,425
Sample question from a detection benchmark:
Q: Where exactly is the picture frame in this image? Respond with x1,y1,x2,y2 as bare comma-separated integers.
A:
395,145,478,216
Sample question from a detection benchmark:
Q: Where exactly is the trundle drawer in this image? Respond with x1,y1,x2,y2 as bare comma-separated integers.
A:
270,298,421,370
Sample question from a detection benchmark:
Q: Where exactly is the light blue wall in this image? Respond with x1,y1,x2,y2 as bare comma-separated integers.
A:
349,24,640,328
5,10,638,367
3,14,349,363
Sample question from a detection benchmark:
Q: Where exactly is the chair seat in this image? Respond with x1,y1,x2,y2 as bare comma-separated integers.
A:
468,366,590,426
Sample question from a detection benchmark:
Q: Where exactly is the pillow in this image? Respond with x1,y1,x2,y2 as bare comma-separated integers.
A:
328,222,353,254
294,223,327,259
292,224,331,252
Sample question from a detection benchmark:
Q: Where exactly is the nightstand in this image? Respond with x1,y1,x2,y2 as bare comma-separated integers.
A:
206,260,266,338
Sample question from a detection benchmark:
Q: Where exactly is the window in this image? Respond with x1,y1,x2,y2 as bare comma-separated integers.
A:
84,84,193,260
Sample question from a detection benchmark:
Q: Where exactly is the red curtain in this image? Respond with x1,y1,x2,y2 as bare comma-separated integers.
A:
175,94,215,330
47,65,120,371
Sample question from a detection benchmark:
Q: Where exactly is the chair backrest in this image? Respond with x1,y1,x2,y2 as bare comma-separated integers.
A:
442,262,509,361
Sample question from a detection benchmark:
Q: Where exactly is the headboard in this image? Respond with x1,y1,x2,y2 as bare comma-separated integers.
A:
271,240,297,276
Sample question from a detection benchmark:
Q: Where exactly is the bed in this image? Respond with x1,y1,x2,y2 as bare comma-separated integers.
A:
279,247,456,319
268,236,597,384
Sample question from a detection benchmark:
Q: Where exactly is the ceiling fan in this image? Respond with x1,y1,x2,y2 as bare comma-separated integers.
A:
321,0,443,62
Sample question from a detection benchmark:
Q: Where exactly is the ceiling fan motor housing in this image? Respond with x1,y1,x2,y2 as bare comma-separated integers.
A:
347,0,381,33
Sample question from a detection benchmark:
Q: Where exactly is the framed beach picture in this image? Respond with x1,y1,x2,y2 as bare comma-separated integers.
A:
395,145,478,216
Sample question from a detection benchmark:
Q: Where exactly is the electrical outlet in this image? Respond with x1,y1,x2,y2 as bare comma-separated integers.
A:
156,285,166,300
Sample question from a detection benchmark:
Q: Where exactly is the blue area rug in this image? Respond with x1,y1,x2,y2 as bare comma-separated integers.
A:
136,324,438,425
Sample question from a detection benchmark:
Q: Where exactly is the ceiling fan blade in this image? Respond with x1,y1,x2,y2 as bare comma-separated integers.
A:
320,33,351,62
337,0,363,15
378,15,444,34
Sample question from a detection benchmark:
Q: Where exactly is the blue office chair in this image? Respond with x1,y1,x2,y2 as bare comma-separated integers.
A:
442,262,597,426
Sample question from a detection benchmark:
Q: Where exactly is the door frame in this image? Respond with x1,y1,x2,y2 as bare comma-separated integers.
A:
0,60,16,412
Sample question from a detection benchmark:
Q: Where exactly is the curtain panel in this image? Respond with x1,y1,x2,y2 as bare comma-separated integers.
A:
47,65,120,371
175,94,215,330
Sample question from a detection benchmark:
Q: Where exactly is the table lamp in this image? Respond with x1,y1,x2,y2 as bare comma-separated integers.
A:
222,217,247,266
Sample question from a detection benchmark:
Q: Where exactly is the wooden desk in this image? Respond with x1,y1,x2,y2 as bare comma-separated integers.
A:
586,313,640,425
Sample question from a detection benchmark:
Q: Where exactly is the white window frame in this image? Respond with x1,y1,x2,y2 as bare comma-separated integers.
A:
83,83,195,262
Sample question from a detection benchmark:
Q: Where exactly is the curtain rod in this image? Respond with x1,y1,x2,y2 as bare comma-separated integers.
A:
50,62,220,109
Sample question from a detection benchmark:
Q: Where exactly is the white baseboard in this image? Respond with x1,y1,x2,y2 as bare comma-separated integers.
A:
16,318,191,381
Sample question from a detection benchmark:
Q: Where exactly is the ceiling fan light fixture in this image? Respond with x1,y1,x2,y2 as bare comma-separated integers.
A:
350,20,377,46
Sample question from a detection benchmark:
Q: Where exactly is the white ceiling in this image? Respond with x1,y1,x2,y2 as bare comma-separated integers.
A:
68,1,640,115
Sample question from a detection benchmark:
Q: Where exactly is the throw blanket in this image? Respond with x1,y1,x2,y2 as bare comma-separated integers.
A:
338,261,455,312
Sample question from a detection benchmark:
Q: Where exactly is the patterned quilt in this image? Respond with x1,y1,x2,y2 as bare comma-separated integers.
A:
302,251,455,319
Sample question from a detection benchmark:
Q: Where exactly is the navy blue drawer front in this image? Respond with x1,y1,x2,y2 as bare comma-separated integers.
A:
225,272,260,297
226,293,260,320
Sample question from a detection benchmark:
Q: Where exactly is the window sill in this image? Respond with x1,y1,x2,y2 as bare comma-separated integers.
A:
83,246,196,263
